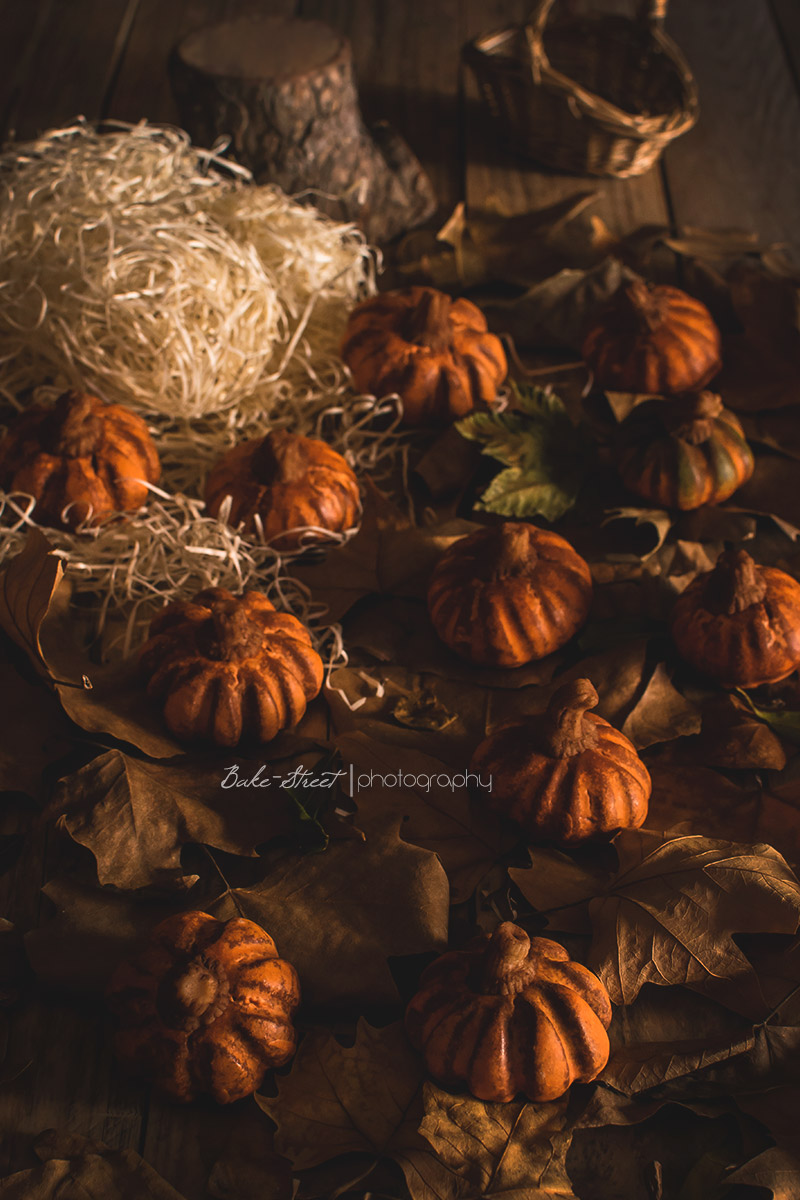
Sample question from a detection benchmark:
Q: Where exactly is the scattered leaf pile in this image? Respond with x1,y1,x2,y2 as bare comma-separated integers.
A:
4,191,800,1200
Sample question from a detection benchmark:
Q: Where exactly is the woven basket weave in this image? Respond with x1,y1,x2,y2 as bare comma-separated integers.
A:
463,0,698,178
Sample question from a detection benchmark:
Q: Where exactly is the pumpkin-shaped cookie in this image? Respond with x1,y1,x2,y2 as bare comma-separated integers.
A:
427,522,592,667
205,430,360,550
139,587,324,746
671,548,800,688
618,391,753,511
406,922,612,1103
0,390,160,529
107,911,300,1104
471,679,650,844
582,279,721,395
340,286,507,425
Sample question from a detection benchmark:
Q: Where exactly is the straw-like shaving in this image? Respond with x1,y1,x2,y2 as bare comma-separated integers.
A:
0,120,413,659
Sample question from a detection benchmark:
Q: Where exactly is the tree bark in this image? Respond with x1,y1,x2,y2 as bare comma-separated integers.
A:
170,15,437,244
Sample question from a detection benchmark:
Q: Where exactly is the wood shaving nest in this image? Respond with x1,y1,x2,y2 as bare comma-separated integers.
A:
0,119,411,656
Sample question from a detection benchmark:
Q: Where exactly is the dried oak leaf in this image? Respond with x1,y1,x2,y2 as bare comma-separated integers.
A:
589,832,800,1019
336,731,516,904
0,529,64,668
0,1131,187,1199
210,816,449,1008
51,749,298,891
259,1019,575,1200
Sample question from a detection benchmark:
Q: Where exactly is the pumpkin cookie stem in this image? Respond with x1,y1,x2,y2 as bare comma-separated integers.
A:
670,391,723,444
482,923,533,995
490,523,535,579
172,963,219,1019
46,391,102,457
405,289,452,353
703,548,767,615
541,679,600,757
623,279,668,335
251,430,307,485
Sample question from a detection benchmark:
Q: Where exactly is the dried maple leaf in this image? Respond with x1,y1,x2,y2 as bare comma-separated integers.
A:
0,660,73,799
481,257,634,352
589,832,800,1019
336,731,516,904
24,878,179,993
0,1131,188,1199
259,1020,576,1200
51,749,300,890
0,528,64,668
403,1086,575,1200
258,1021,424,1172
292,483,478,623
210,816,449,1007
722,1147,800,1200
600,985,754,1096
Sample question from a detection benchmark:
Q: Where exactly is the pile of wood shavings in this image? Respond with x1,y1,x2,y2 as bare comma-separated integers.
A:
0,120,405,653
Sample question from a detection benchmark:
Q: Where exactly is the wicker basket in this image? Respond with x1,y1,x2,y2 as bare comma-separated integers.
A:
463,0,698,178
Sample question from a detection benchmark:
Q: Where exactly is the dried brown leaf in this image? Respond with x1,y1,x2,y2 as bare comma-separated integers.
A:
404,1086,575,1200
0,1132,187,1199
723,1147,800,1199
620,661,701,749
600,985,754,1095
336,731,516,904
644,763,760,841
259,1019,576,1200
589,832,800,1019
257,1020,424,1172
0,660,73,799
52,749,300,890
346,596,562,691
24,878,179,993
509,847,612,935
210,816,449,1008
0,529,64,668
292,486,478,623
482,257,633,352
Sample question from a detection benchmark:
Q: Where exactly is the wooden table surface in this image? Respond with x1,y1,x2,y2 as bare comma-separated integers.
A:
1,0,799,1195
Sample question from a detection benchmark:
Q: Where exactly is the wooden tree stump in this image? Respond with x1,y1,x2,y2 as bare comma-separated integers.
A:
170,15,437,244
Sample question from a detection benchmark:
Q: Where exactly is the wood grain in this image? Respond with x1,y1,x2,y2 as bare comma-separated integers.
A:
663,0,800,256
109,0,298,127
7,0,138,140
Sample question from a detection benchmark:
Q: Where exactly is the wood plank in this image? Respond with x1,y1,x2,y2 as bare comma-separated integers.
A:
662,0,800,255
108,0,298,128
0,0,57,139
298,0,467,219
770,0,800,96
8,0,137,140
461,0,671,234
0,822,144,1173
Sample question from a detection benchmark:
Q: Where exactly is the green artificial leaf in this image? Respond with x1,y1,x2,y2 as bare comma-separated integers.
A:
735,688,800,745
456,385,593,521
281,748,345,854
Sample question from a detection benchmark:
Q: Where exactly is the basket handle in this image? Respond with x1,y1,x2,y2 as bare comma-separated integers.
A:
527,0,668,81
528,0,668,44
